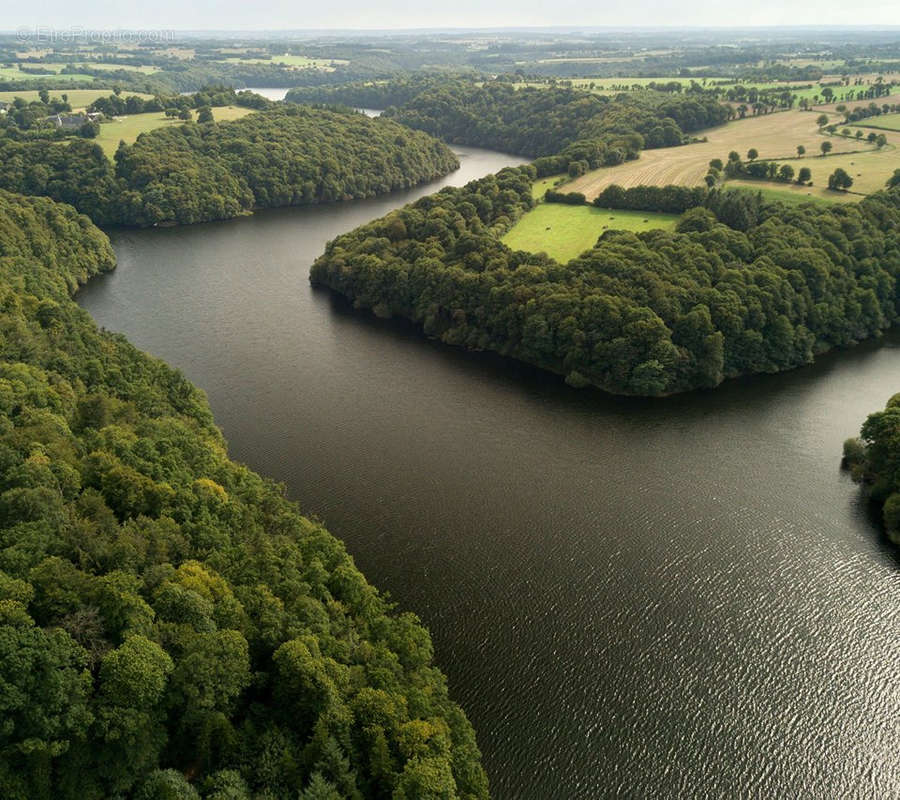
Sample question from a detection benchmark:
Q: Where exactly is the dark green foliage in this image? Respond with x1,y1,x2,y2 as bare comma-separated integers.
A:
844,393,900,544
285,75,449,111
544,190,587,205
311,177,900,397
828,168,854,191
593,184,707,214
0,107,459,227
384,83,610,157
373,79,728,158
0,138,120,222
0,190,488,798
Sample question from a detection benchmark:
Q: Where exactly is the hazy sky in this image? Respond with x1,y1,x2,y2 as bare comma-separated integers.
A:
7,0,900,32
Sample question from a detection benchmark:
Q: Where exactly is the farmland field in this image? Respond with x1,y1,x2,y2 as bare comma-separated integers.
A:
723,181,858,204
566,77,825,99
531,174,569,199
730,146,900,198
216,54,347,70
94,106,255,156
502,203,678,262
0,88,154,108
0,65,96,83
818,92,900,113
851,113,900,132
516,76,900,107
75,62,159,74
563,109,893,200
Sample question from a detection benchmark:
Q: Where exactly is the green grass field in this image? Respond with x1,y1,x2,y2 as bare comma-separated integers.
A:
530,174,569,199
502,203,678,263
852,113,900,132
94,106,255,156
74,62,159,74
723,182,852,205
0,88,147,108
0,66,96,83
216,54,347,70
516,76,893,107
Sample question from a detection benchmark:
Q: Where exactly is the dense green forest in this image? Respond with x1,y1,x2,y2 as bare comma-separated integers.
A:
844,394,900,544
385,82,730,157
0,89,271,137
0,106,458,226
285,76,447,111
288,79,730,159
0,188,488,798
310,171,900,396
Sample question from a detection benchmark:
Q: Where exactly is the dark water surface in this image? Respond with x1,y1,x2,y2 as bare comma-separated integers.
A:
78,146,900,799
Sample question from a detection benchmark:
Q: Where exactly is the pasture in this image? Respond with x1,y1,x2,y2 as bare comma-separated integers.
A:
94,106,255,156
738,147,899,198
562,109,892,200
76,62,159,74
518,75,900,109
818,92,900,113
723,182,857,205
530,174,569,199
0,89,154,108
0,65,96,83
216,54,347,70
851,113,900,132
502,203,678,263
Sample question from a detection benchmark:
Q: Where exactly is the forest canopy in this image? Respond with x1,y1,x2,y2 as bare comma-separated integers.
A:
844,393,900,544
310,171,900,397
0,106,459,227
0,189,488,799
287,79,730,159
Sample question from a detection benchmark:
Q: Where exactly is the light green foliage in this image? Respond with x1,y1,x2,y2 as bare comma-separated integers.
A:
503,203,677,262
0,105,459,227
0,190,488,798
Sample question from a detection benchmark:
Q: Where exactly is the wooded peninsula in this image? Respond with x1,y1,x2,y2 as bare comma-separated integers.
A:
0,104,458,226
0,189,488,798
1,25,899,800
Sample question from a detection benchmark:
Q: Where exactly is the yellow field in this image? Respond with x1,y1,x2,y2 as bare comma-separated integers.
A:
94,106,255,156
0,89,154,109
76,63,159,74
563,109,897,201
730,147,899,198
215,54,347,71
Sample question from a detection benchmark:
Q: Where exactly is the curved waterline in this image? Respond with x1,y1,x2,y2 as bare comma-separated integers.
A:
78,147,900,799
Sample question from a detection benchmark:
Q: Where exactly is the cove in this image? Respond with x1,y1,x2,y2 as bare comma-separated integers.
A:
77,146,900,799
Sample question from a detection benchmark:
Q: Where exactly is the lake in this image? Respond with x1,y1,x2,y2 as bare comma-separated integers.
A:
78,146,900,799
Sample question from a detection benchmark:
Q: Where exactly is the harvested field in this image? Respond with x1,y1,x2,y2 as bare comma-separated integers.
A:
0,89,153,108
564,109,894,199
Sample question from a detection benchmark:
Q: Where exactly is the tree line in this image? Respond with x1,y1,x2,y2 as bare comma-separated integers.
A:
310,168,900,396
844,394,900,544
287,78,730,162
0,106,459,227
0,88,272,141
0,188,489,799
